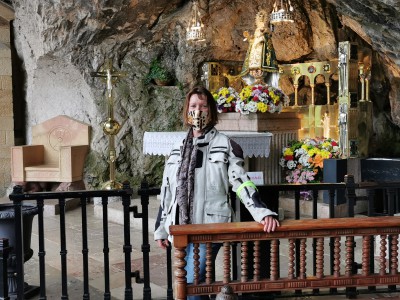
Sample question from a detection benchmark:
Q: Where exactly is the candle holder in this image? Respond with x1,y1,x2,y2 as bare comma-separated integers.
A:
91,59,126,190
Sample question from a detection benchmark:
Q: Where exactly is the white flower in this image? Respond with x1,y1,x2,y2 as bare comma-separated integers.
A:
287,160,297,170
279,157,286,167
245,101,258,113
295,148,307,157
235,101,250,114
259,92,269,103
332,146,340,153
298,155,311,167
217,97,226,105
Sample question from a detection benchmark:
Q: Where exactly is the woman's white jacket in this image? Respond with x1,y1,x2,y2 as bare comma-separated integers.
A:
154,128,276,241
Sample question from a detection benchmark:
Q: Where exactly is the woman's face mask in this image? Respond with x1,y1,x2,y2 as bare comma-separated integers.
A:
187,110,209,131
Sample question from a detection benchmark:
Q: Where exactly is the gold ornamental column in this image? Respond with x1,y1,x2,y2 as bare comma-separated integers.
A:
91,59,127,190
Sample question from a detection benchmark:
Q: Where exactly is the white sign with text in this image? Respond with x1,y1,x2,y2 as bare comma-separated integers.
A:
247,172,264,185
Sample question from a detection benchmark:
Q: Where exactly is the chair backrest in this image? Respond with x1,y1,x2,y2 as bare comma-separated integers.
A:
31,115,90,165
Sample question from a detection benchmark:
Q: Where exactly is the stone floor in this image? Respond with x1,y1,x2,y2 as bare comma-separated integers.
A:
2,195,400,299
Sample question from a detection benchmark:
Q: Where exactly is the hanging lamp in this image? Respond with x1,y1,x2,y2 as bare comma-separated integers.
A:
186,0,206,42
270,0,294,24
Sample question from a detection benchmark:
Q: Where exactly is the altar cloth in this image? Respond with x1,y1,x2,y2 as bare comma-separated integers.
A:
143,131,273,158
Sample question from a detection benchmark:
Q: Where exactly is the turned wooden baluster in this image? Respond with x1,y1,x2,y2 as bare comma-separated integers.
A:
316,237,324,279
206,242,213,284
390,234,398,275
174,247,187,300
345,236,354,277
193,243,200,285
270,239,279,280
253,240,260,281
288,239,295,279
333,237,341,277
379,234,387,276
223,242,231,283
362,235,371,276
300,238,307,280
241,241,248,282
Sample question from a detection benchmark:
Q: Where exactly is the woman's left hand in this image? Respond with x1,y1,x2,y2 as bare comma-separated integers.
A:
260,215,280,233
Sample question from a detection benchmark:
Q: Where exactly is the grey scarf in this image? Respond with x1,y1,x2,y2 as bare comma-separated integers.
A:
176,129,198,225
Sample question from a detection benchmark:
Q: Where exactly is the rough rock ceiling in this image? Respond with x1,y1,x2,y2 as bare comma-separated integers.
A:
327,0,400,67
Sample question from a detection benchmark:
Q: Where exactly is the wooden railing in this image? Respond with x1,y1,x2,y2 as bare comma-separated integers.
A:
170,216,400,299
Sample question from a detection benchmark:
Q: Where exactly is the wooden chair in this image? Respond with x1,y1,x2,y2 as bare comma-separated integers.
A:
11,115,90,184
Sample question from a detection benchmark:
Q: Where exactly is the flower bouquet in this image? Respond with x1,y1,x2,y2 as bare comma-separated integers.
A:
235,84,289,114
213,87,240,113
213,84,289,114
279,138,341,184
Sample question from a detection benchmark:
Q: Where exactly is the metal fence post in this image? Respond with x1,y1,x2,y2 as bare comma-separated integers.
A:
0,238,10,300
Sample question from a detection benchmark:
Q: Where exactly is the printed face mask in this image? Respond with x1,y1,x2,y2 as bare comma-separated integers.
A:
187,110,209,131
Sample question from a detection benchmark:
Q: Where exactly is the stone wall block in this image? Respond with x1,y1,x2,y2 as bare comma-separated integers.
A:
0,89,12,102
0,57,11,75
0,116,13,131
0,26,10,44
0,101,13,116
0,145,11,158
0,130,5,144
1,171,11,190
5,130,14,146
0,75,12,90
0,158,10,173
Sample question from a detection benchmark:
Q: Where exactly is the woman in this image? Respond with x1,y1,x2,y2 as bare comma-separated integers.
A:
154,86,279,300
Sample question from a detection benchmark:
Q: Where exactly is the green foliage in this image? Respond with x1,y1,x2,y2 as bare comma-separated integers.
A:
144,58,173,85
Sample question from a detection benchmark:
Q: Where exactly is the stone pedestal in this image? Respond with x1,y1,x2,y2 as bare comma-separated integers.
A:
215,111,301,132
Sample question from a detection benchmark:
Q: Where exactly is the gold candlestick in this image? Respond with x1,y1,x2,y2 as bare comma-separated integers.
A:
91,59,127,190
359,63,365,101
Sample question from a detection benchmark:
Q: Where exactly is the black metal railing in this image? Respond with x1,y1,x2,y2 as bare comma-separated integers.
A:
1,181,162,300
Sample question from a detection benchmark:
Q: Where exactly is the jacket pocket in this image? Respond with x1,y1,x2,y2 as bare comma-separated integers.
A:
204,207,231,224
207,151,229,194
208,151,228,163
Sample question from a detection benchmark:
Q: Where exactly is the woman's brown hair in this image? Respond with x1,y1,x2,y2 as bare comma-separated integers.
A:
182,86,218,127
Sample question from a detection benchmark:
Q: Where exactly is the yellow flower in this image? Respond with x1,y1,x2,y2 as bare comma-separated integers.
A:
224,88,230,96
284,148,293,156
257,102,268,112
322,141,330,148
240,86,252,100
307,148,318,156
320,149,331,159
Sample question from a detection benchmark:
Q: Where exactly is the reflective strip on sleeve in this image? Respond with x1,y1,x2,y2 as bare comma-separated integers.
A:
236,181,258,200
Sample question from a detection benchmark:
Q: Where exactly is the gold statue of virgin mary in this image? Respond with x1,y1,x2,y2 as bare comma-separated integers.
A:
240,10,278,85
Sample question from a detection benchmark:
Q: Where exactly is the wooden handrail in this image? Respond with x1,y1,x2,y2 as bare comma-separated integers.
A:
170,216,400,299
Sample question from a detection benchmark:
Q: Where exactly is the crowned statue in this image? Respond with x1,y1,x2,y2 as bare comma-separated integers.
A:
240,10,278,85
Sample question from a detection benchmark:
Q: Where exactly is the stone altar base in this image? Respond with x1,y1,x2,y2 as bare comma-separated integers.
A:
215,111,301,132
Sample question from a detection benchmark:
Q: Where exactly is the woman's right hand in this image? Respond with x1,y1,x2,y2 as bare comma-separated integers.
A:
156,239,169,250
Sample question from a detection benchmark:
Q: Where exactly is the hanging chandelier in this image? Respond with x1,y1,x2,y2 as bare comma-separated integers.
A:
270,0,294,24
186,0,206,42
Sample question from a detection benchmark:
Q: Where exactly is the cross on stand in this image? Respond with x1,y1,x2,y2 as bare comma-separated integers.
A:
91,59,127,190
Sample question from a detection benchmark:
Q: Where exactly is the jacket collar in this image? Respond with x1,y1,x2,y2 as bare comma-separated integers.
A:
192,127,217,146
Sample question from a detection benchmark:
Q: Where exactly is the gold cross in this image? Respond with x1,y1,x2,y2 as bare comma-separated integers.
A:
91,59,127,97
